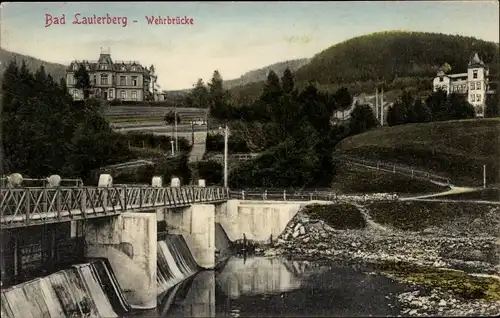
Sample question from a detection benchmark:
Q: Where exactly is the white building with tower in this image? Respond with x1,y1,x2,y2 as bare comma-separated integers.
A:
432,52,491,117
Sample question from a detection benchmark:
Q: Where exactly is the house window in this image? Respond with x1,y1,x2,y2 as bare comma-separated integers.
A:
473,70,478,79
100,74,108,85
121,90,126,99
469,82,474,90
470,94,474,102
100,64,108,70
476,94,482,102
132,76,138,86
131,66,136,71
72,89,79,98
120,76,126,86
109,89,114,99
477,82,481,90
439,77,443,82
132,91,137,100
121,65,126,71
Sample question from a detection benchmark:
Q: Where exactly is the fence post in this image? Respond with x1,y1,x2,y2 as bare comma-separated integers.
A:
309,193,313,201
263,190,267,200
56,189,62,220
393,165,396,173
283,190,286,201
241,190,245,200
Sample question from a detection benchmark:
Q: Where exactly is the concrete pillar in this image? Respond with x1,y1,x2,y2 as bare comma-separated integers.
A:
164,204,215,269
215,199,304,242
85,212,157,309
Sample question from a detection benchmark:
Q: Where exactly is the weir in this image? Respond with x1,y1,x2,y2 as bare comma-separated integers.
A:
1,175,330,315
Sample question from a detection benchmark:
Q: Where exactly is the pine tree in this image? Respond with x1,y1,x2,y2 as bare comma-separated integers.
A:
261,70,282,103
334,87,353,109
281,67,295,94
74,64,91,100
349,103,378,135
413,99,432,123
186,78,209,108
485,93,499,118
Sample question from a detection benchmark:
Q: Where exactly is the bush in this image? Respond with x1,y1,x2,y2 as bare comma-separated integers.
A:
205,133,249,153
196,160,223,185
113,154,192,185
108,99,185,107
125,132,191,152
303,204,367,230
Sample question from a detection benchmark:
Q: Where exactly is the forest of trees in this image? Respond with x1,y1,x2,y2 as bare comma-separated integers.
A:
194,61,498,187
1,60,193,183
387,89,499,126
194,67,379,187
295,31,500,88
229,31,500,102
1,60,132,180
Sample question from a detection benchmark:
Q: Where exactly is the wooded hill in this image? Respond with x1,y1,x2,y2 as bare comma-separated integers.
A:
230,31,500,102
224,58,311,89
0,48,67,84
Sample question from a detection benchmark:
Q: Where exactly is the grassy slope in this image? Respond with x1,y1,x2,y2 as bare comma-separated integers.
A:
331,162,446,194
367,200,500,236
335,119,500,187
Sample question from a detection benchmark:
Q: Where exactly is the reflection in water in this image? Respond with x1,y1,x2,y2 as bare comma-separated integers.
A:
216,257,304,299
155,256,408,317
167,271,215,317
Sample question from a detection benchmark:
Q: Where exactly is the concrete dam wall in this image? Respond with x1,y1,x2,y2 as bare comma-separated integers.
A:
215,200,330,243
1,199,332,316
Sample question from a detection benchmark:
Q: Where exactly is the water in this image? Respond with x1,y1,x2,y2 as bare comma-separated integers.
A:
156,256,410,317
1,258,130,318
2,232,411,317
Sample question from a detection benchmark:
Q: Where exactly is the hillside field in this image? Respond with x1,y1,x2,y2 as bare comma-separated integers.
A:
335,119,500,187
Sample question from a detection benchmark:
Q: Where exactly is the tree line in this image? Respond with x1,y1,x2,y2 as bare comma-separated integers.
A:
193,67,381,187
1,60,133,180
387,89,499,126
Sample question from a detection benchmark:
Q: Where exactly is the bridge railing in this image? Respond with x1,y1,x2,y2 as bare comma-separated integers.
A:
0,186,229,227
229,189,340,201
229,189,399,202
335,155,451,186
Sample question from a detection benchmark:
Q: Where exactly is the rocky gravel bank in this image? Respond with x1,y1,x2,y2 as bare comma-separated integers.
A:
256,201,500,316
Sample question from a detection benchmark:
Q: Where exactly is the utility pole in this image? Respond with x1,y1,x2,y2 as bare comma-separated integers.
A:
174,105,178,152
191,121,195,146
483,164,487,188
381,86,384,126
224,124,229,188
375,88,379,122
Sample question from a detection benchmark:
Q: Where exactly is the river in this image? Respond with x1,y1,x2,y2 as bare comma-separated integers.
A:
137,255,411,317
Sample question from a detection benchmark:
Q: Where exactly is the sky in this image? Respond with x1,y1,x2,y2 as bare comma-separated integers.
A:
1,1,499,90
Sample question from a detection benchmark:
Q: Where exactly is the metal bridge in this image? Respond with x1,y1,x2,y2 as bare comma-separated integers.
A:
0,186,229,229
